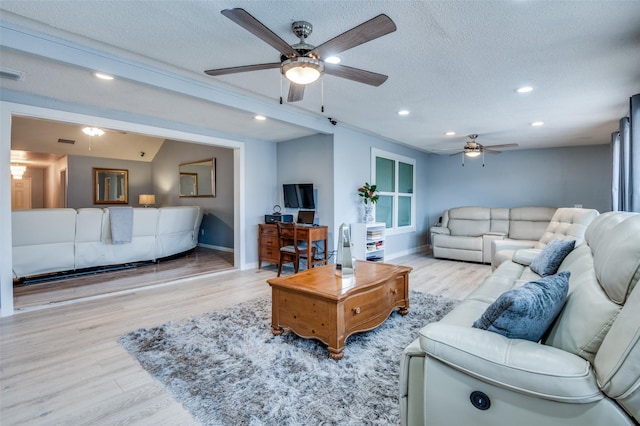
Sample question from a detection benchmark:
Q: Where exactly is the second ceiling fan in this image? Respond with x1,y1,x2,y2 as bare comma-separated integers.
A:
450,134,519,166
204,8,397,102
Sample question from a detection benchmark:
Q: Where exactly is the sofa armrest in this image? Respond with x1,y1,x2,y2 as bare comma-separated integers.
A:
419,323,602,403
430,226,450,235
512,248,542,266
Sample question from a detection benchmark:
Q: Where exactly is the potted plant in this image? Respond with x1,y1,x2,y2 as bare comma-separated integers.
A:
358,182,379,222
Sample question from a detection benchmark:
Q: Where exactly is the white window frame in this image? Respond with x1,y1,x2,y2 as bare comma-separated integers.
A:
371,148,416,235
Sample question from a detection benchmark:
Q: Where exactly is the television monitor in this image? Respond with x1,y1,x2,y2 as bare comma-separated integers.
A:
282,183,315,209
283,184,299,208
297,183,315,209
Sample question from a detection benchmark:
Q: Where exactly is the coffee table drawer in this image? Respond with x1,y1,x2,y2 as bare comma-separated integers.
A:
344,277,407,332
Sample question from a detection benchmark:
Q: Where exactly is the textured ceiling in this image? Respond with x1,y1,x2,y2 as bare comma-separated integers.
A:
1,1,639,158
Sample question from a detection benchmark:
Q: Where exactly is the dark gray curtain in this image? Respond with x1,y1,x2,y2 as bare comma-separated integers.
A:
630,94,640,212
612,94,640,212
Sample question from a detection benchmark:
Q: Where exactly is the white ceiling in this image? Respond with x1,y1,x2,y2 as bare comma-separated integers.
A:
1,1,639,160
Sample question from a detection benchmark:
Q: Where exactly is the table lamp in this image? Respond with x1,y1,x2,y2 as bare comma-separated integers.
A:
139,194,155,208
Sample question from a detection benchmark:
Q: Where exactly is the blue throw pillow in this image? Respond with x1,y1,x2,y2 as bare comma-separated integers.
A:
472,271,570,342
530,239,576,276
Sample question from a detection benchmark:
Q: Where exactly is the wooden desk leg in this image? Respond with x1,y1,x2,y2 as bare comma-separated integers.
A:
323,238,328,265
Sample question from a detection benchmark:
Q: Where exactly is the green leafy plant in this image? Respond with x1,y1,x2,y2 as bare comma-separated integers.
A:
358,182,379,204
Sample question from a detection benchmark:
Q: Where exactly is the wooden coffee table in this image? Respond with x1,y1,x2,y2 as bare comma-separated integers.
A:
267,261,412,360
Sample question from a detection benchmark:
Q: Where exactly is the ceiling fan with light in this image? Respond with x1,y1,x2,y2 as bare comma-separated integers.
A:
204,8,397,103
450,134,518,166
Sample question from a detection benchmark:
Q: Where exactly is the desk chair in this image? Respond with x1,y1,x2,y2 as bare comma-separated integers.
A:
276,222,316,276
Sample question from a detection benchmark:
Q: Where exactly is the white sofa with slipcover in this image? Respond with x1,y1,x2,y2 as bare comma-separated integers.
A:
400,211,640,425
12,206,202,279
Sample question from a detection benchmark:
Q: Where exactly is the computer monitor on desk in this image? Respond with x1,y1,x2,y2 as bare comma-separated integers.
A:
297,209,315,225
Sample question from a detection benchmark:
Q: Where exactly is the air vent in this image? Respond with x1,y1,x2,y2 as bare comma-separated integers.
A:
0,68,25,81
57,138,75,145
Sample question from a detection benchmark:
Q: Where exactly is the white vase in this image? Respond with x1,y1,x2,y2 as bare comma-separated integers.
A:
363,204,374,223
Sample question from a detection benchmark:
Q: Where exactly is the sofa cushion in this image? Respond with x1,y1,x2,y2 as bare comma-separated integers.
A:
530,239,576,276
537,208,599,247
472,271,570,342
508,206,557,241
447,207,490,237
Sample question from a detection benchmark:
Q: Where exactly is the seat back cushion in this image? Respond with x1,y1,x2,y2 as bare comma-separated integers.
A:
537,208,599,247
12,208,77,277
508,206,556,241
447,207,490,237
490,208,510,234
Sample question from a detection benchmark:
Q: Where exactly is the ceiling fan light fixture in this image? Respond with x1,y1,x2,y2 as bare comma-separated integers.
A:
465,151,481,158
82,127,104,136
282,57,324,85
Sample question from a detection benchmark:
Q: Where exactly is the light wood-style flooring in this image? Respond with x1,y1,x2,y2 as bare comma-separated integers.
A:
0,253,490,425
12,247,235,310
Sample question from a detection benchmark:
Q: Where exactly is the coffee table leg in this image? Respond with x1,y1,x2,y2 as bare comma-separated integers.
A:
328,347,344,361
272,325,284,336
399,306,409,316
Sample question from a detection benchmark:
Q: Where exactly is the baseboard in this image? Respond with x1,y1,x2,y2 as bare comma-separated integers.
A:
198,243,233,253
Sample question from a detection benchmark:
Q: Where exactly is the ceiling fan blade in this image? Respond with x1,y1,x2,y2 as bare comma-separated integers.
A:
324,64,388,86
483,143,519,149
449,151,464,156
309,14,396,58
287,83,305,102
221,8,298,57
483,148,502,154
204,62,281,76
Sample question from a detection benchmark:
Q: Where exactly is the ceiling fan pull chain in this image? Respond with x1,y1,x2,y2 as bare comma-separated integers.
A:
321,78,324,113
279,75,283,104
461,152,464,167
482,151,485,167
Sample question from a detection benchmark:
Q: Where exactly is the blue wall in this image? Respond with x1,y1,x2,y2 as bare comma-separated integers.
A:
425,144,611,227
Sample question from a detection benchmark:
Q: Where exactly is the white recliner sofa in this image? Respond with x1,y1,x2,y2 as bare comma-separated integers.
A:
12,206,203,279
400,211,640,425
430,206,557,263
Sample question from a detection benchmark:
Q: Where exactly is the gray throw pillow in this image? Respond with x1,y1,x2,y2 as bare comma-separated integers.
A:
530,239,576,276
472,271,570,342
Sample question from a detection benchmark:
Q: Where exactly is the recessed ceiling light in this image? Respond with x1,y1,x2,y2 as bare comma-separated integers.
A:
325,56,341,64
531,121,544,126
516,86,533,93
397,110,410,116
94,72,114,80
254,115,266,121
445,131,456,136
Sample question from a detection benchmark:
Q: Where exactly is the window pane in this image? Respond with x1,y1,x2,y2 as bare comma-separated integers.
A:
399,162,413,194
376,195,393,228
376,157,395,192
398,196,412,227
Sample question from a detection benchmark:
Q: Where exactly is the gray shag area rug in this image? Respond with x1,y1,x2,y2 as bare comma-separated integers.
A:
119,291,457,425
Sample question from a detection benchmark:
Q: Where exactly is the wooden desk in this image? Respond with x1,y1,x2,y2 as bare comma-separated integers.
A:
267,261,412,359
258,223,328,269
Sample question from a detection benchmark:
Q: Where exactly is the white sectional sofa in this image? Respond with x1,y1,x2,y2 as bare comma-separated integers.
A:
401,212,640,425
12,206,203,279
430,206,558,263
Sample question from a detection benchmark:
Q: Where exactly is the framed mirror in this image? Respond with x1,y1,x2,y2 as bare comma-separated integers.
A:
93,168,128,204
179,158,215,197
